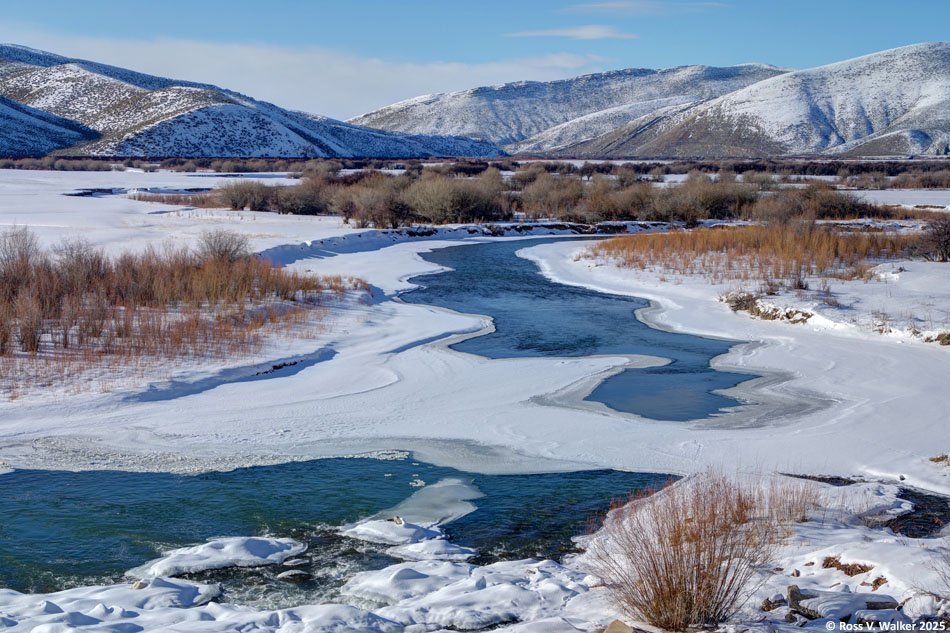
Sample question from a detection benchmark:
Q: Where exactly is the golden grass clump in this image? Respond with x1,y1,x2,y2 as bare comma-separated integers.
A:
587,223,917,285
586,471,779,631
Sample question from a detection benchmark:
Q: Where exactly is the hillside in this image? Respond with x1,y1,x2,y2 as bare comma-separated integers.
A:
561,43,950,158
0,44,502,158
0,94,97,156
349,64,788,151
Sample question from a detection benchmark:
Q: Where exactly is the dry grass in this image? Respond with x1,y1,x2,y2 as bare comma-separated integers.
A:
823,556,873,576
588,223,917,286
586,471,778,631
128,191,221,208
0,228,368,398
764,476,822,524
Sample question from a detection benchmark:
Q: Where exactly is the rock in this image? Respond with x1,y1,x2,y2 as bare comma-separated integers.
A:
276,569,312,582
790,569,801,577
854,610,911,626
762,598,778,612
282,558,309,568
788,585,899,621
131,580,148,590
788,585,821,619
604,620,635,633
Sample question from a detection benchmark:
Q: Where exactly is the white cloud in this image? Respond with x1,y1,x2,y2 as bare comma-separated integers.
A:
504,25,637,40
562,1,727,15
0,27,616,119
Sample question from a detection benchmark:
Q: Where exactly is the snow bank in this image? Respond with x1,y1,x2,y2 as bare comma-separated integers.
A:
376,559,592,630
127,536,307,578
0,579,404,633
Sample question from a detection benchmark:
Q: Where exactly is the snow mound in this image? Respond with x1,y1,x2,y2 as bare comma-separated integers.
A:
387,539,478,561
376,559,591,630
0,579,404,633
127,536,307,578
343,560,476,603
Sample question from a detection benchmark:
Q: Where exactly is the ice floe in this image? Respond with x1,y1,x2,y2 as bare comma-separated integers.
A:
127,536,307,578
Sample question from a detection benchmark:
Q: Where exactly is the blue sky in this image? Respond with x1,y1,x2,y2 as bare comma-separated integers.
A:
1,0,946,118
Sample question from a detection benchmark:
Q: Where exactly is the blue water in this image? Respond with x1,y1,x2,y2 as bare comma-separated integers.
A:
0,456,666,606
400,239,755,421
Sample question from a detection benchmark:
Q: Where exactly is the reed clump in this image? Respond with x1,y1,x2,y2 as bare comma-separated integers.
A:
0,228,367,397
587,222,917,286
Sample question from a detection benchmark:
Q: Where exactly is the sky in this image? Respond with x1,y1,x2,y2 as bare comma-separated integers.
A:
0,0,947,119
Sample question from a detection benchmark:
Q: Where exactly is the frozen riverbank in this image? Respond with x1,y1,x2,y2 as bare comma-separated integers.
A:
522,240,950,493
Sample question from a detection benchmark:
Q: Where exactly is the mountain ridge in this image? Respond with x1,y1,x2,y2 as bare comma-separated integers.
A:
0,44,502,158
349,63,789,150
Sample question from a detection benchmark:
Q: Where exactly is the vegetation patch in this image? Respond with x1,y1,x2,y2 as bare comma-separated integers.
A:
0,227,367,398
822,555,874,577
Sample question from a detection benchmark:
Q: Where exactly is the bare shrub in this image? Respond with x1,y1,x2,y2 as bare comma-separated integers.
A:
933,539,950,599
586,471,775,631
402,171,506,224
274,178,330,215
217,181,272,211
521,172,584,219
0,300,12,354
920,217,950,262
15,292,42,353
197,230,251,262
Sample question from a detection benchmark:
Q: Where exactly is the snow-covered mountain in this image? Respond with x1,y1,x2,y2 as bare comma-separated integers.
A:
560,43,950,158
0,95,97,156
0,44,502,158
349,64,789,151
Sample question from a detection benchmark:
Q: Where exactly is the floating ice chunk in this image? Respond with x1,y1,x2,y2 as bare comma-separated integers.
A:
341,519,443,545
368,477,484,525
387,539,478,561
343,560,475,603
127,536,307,578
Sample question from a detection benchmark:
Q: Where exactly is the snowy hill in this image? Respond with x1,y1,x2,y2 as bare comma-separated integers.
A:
0,44,502,158
0,94,97,156
561,43,950,158
349,64,788,150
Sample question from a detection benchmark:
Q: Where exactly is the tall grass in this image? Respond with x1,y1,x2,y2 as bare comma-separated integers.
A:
0,228,367,397
588,223,917,285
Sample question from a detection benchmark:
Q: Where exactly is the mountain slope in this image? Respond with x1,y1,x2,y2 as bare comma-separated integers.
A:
349,64,789,149
0,44,502,158
0,95,97,156
562,43,950,158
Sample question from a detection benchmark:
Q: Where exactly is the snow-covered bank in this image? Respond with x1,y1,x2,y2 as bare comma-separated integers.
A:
2,470,945,632
522,240,950,493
